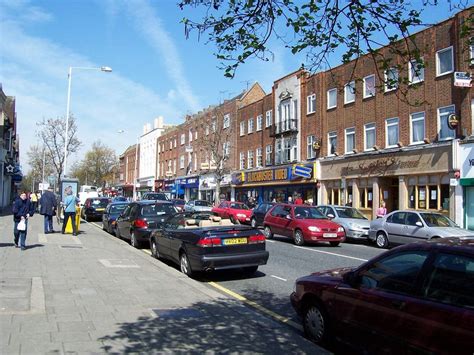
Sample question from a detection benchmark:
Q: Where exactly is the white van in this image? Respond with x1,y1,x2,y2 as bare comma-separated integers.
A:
78,185,99,206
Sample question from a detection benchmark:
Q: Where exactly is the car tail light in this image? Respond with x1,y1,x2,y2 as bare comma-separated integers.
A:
133,219,148,228
248,235,266,244
197,237,222,247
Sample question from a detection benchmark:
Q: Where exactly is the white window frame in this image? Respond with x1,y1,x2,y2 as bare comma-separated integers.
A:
205,126,209,135
345,127,355,154
410,112,425,145
179,155,185,169
265,110,272,127
174,138,177,148
189,129,193,142
239,152,245,170
265,144,272,166
256,147,263,167
363,74,376,98
223,114,230,129
307,94,316,114
437,105,456,141
328,131,337,156
436,46,454,77
247,150,254,169
256,115,263,131
211,120,217,132
409,58,424,84
385,117,400,148
384,68,399,92
470,37,474,65
248,118,254,134
240,121,245,136
344,81,355,104
223,142,230,157
327,88,337,109
307,135,316,159
364,123,376,151
180,133,185,145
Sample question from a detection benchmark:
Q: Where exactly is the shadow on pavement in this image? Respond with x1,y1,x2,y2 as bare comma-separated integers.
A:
25,244,44,250
97,290,322,354
0,242,15,247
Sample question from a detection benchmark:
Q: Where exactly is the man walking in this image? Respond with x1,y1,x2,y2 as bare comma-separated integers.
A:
12,191,35,250
62,186,78,236
39,186,57,233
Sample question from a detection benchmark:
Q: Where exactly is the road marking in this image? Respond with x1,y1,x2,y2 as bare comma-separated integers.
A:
270,275,287,282
293,245,368,261
91,222,101,228
208,282,302,331
266,240,275,243
142,249,151,255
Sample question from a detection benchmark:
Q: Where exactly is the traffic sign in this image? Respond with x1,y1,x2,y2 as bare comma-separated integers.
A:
293,165,312,179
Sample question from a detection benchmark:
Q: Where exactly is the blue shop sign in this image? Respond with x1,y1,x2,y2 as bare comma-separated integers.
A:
163,180,175,191
184,177,199,188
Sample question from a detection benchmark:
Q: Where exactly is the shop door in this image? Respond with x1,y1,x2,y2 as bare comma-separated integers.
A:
465,187,474,231
380,178,399,213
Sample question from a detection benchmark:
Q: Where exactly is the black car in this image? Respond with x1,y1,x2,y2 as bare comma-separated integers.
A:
115,201,177,248
149,212,269,277
102,201,129,234
141,192,169,201
81,197,111,221
250,202,275,228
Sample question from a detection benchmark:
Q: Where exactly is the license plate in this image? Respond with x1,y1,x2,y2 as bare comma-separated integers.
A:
223,238,247,245
323,233,337,238
96,208,105,212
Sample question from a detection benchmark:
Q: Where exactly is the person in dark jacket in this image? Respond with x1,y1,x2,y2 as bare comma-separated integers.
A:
39,186,57,233
12,191,35,250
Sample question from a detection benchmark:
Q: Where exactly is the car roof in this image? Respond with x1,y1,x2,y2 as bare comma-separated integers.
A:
109,201,129,205
394,238,474,254
135,200,173,205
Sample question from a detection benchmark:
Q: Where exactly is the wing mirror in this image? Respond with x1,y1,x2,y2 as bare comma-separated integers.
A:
415,221,423,227
285,214,292,220
343,271,358,288
327,214,335,219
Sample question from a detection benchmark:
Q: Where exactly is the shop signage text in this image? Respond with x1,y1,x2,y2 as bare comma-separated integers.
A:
247,168,288,183
341,156,420,177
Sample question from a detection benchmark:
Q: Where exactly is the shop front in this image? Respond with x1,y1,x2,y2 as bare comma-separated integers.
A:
199,173,216,202
319,143,454,220
232,164,317,206
176,176,200,201
458,139,474,230
162,179,176,199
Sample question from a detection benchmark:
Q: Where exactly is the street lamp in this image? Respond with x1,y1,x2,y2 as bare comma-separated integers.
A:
63,66,112,178
118,130,140,201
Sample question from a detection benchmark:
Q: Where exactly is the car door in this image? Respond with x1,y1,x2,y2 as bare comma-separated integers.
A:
279,206,294,237
385,212,408,244
267,205,285,235
157,215,183,258
257,204,270,225
116,204,132,237
124,204,140,240
403,212,428,244
331,250,430,353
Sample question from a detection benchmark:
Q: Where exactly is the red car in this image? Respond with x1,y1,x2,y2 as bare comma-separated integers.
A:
290,239,474,353
211,201,252,224
263,204,345,246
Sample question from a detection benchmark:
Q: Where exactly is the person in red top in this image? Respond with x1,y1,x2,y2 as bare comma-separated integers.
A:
295,194,303,205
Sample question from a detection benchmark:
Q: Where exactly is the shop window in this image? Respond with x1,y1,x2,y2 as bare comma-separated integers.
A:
360,187,373,209
407,175,449,211
328,188,341,205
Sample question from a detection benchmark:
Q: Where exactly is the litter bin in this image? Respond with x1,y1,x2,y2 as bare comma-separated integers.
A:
64,206,81,234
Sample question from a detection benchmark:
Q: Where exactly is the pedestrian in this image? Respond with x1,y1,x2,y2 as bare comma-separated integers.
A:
39,186,57,234
30,191,38,213
62,186,79,236
295,194,303,205
306,198,314,206
376,201,387,218
288,196,293,204
12,191,35,250
345,198,353,207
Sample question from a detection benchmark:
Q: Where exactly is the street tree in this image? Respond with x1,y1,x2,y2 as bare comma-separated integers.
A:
179,0,472,98
70,141,117,188
36,116,81,184
26,144,55,190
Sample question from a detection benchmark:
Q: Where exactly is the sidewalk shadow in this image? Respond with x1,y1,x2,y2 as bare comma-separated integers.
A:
25,244,44,250
97,289,325,354
0,243,15,247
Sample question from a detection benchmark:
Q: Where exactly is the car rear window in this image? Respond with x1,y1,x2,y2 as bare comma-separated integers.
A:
195,201,212,207
92,199,109,208
294,207,326,219
141,204,176,216
110,204,127,213
143,193,168,201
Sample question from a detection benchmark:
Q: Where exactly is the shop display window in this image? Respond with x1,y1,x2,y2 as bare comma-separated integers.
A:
407,175,449,211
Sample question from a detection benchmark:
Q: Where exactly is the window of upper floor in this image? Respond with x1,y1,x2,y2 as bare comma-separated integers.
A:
345,127,355,154
410,112,425,145
180,133,185,145
344,81,355,104
265,110,273,127
409,58,425,84
307,135,316,159
256,115,263,131
328,131,337,156
364,123,376,151
248,118,254,134
438,105,456,141
240,121,246,136
363,74,376,98
307,94,316,114
436,46,454,77
386,117,399,148
384,68,399,92
223,114,230,129
327,88,337,109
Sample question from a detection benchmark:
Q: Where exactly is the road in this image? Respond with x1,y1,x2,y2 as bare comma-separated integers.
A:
90,220,384,349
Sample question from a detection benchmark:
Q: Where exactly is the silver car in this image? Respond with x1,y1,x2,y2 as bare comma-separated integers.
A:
316,205,370,240
184,199,213,213
369,210,474,248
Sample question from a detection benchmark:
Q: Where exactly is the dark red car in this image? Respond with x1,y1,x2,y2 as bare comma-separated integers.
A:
211,201,252,224
263,204,345,246
290,239,474,353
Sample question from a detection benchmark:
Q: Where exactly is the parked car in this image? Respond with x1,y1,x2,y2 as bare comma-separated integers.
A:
250,202,275,228
263,204,345,246
171,199,186,212
112,196,127,202
184,199,213,213
102,201,129,234
81,197,111,221
149,212,269,277
290,239,474,353
141,192,169,201
115,201,177,248
316,205,370,240
369,210,474,248
211,201,252,224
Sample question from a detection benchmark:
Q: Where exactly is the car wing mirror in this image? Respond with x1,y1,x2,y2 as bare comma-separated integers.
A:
327,214,335,219
343,271,358,288
415,221,423,227
285,214,292,220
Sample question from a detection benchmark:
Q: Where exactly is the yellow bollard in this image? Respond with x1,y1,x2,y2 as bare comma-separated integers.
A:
64,207,81,234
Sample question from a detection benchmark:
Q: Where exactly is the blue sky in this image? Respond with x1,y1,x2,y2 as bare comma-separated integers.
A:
0,0,463,174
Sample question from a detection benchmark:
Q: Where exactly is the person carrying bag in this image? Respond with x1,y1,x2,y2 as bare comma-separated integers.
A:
12,191,35,250
62,186,79,236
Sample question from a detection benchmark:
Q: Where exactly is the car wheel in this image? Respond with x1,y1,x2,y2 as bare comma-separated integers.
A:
243,266,258,274
263,226,273,239
375,232,389,249
180,252,193,277
130,232,140,248
250,218,257,228
329,241,340,247
304,303,329,345
294,230,305,246
150,239,160,259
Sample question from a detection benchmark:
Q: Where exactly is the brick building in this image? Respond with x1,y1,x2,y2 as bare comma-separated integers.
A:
116,144,139,198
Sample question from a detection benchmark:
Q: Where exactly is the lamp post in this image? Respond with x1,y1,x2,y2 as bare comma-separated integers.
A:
63,66,112,179
118,130,140,201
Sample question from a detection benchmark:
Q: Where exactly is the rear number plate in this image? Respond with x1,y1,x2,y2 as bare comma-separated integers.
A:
323,233,337,238
96,208,105,212
223,238,247,245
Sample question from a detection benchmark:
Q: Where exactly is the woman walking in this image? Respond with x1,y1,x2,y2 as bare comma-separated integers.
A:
62,186,78,236
12,191,35,250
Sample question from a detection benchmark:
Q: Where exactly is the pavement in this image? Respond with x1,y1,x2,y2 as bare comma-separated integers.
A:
0,210,328,354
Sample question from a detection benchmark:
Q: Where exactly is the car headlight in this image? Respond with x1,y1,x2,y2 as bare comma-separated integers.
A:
237,213,246,218
337,226,345,233
308,226,321,232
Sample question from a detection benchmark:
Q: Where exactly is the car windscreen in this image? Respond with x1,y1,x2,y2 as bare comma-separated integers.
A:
92,199,109,208
173,200,185,206
195,200,212,207
141,204,177,216
420,213,457,227
110,204,127,213
294,207,326,219
334,207,367,219
230,203,249,210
